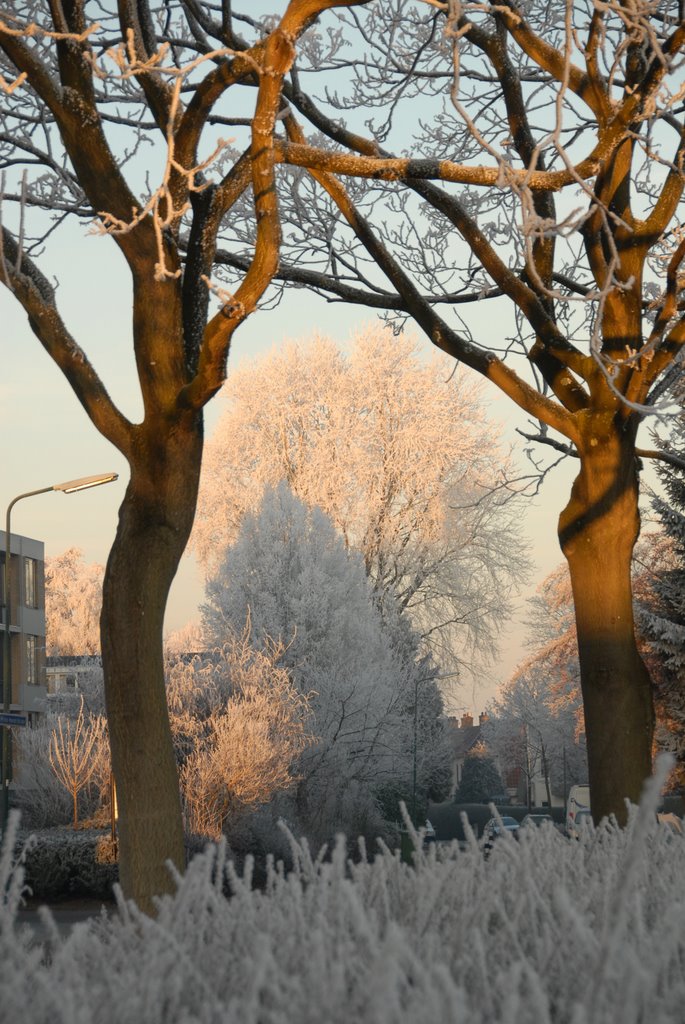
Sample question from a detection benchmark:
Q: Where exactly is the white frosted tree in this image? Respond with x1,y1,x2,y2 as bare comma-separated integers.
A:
487,666,587,809
203,482,450,840
194,330,529,676
45,548,104,657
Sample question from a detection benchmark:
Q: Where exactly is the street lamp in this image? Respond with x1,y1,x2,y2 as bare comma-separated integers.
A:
1,472,118,832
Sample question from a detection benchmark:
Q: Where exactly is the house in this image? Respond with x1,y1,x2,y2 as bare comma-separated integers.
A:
0,531,47,720
45,654,103,695
447,711,489,797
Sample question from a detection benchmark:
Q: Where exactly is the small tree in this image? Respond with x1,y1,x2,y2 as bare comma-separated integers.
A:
455,749,504,804
49,700,108,829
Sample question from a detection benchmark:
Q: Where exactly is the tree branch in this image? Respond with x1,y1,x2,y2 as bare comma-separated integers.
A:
0,226,133,455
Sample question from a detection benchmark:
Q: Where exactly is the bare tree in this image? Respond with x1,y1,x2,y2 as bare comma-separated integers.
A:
0,0,366,909
203,0,683,825
49,698,108,828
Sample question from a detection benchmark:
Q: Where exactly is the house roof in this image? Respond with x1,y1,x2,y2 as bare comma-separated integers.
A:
448,721,483,760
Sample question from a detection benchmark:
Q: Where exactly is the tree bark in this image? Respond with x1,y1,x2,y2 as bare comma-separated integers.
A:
559,413,654,826
101,411,203,912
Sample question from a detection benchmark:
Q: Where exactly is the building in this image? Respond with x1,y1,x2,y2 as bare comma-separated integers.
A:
0,532,47,720
45,654,103,695
447,711,490,797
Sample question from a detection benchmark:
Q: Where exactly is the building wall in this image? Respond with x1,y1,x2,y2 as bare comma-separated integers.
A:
1,533,47,714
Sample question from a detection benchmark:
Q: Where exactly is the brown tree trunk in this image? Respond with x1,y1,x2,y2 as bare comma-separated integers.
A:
101,411,203,912
559,414,654,826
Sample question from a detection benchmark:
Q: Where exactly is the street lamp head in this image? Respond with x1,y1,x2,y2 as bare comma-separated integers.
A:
53,473,118,494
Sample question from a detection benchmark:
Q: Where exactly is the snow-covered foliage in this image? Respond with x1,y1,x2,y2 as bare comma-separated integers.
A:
194,330,529,674
168,631,312,840
3,766,685,1024
44,548,104,656
14,826,117,902
202,483,450,842
13,721,73,829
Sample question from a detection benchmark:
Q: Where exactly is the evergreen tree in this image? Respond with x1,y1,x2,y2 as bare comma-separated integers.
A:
455,751,504,804
642,379,685,781
202,482,451,842
649,391,685,676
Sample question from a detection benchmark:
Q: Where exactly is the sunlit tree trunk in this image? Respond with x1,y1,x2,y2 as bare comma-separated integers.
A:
559,415,654,826
101,412,203,911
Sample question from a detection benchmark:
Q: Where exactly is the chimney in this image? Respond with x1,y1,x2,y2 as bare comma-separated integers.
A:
460,712,474,729
479,712,489,726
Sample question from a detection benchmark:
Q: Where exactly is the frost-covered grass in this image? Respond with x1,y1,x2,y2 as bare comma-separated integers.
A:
2,778,685,1024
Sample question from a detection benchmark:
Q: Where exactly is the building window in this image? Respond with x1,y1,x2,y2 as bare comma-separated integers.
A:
26,635,36,685
24,558,38,609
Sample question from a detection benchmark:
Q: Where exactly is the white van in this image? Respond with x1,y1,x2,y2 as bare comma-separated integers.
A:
566,785,591,835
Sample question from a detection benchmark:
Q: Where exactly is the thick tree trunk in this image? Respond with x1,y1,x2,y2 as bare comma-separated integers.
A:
559,414,654,826
101,412,203,912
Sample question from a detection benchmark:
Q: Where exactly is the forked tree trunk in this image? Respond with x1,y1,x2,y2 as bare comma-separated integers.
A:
559,414,654,826
101,412,203,912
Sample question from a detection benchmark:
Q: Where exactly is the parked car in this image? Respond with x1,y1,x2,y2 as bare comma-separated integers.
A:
520,813,554,829
482,816,520,845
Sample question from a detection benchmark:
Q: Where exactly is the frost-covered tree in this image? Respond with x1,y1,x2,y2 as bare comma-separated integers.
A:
486,565,590,805
203,482,450,841
45,548,104,656
487,666,588,809
195,330,528,675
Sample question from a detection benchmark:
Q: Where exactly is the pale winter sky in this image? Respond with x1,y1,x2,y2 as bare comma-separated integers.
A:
0,217,597,711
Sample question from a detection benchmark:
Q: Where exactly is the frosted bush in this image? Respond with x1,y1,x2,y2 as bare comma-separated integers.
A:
2,775,685,1024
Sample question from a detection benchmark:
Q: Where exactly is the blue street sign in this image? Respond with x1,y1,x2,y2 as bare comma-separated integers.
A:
0,713,27,727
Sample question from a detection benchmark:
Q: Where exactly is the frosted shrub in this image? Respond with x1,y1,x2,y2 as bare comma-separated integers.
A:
3,777,685,1024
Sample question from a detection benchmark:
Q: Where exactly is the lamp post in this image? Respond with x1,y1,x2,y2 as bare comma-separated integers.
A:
1,472,118,833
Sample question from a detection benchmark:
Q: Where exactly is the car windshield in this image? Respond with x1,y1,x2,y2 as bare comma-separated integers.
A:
501,817,519,826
